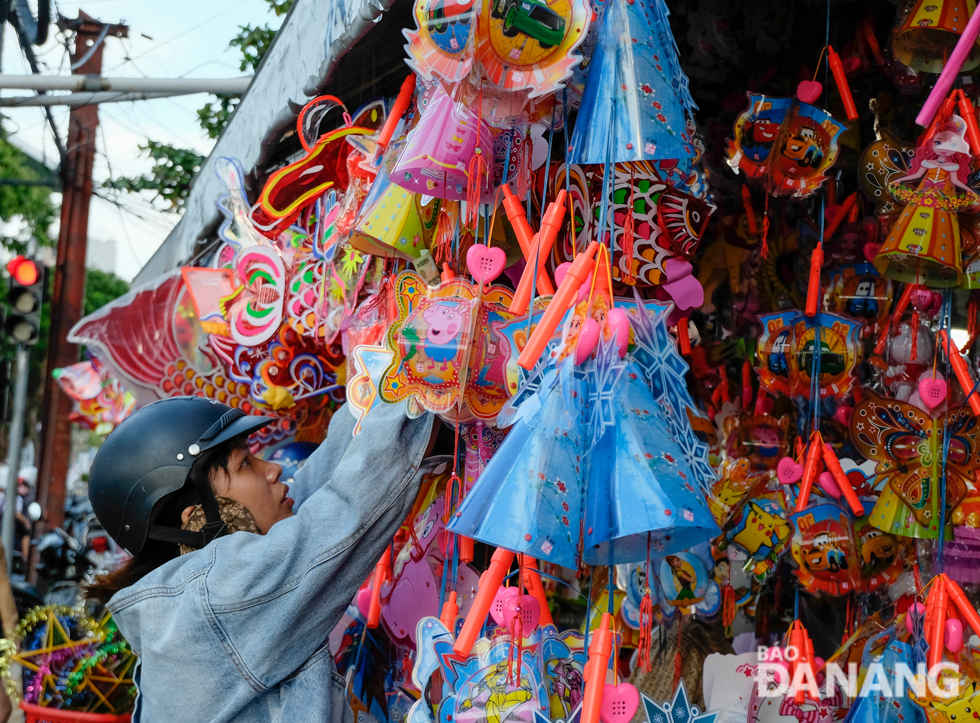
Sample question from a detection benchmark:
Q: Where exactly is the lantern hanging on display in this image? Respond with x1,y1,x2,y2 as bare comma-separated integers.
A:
891,0,980,75
569,0,697,164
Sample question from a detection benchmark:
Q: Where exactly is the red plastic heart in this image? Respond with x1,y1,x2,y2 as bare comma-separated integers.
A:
918,376,947,410
912,288,935,312
862,242,882,264
818,471,842,500
600,682,640,723
842,57,861,73
501,593,541,635
797,80,823,105
777,457,804,484
832,406,853,426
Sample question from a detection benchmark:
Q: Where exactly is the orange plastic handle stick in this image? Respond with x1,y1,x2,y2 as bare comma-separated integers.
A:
741,186,758,236
454,548,515,656
926,577,949,670
377,75,416,151
521,558,555,629
828,46,858,121
795,439,825,512
459,535,474,563
939,330,980,416
502,185,555,296
863,23,884,66
368,546,392,628
511,190,567,314
677,317,691,355
805,245,824,317
439,591,459,633
822,443,865,516
823,192,858,242
956,92,980,157
946,577,980,637
518,241,599,370
582,613,614,723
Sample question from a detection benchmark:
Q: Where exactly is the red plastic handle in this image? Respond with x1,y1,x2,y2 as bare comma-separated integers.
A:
377,75,416,151
454,548,515,656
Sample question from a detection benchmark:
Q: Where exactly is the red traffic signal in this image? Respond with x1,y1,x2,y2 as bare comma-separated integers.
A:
6,256,37,286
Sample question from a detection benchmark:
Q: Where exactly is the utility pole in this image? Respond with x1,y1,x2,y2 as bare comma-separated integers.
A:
34,12,127,560
2,345,28,571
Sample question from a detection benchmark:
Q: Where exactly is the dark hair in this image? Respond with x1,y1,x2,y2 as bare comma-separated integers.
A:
84,437,242,604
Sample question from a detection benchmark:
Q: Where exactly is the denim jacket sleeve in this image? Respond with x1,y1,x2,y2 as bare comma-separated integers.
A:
201,400,436,690
288,403,357,510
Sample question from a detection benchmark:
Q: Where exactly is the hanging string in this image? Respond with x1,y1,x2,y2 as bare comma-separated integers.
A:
563,87,574,256
672,615,684,691
465,85,487,228
761,194,770,259
637,533,654,672
622,166,637,284
937,290,954,573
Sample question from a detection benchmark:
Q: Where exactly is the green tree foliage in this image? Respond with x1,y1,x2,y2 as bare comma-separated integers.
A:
102,141,204,212
115,0,293,207
0,135,56,253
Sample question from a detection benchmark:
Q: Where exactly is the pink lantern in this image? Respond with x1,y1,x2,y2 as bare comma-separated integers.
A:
391,83,494,203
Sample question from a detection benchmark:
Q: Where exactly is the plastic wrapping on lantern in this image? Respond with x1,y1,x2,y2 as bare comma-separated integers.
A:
726,93,845,198
350,160,441,261
473,0,591,99
789,502,861,597
378,271,517,419
569,0,697,164
722,490,793,580
851,390,980,539
403,0,477,84
844,640,925,723
391,84,495,203
447,364,588,570
582,349,719,566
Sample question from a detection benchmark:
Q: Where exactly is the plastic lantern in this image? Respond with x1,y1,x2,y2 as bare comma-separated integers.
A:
789,503,861,596
875,115,979,288
569,0,696,164
351,162,439,261
850,390,980,539
447,364,588,570
391,84,494,203
403,0,477,84
726,93,845,198
891,0,980,75
582,338,720,565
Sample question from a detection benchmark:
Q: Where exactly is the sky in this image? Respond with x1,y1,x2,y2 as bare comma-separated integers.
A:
0,0,283,281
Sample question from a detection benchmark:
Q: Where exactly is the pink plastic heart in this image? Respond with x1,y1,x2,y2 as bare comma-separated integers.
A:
905,601,926,636
832,406,853,426
947,618,964,653
776,457,804,484
863,243,882,264
466,244,506,286
797,80,824,104
918,377,947,410
501,593,541,634
555,262,593,304
356,587,373,619
600,682,640,723
912,288,935,313
607,308,631,358
490,586,519,627
818,471,842,500
576,318,601,365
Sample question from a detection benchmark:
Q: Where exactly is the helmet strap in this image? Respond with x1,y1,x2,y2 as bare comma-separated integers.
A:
146,460,229,551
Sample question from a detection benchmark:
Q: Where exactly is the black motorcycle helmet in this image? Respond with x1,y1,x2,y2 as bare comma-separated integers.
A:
89,397,273,555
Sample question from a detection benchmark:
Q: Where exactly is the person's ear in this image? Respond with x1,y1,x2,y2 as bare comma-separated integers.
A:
181,506,196,527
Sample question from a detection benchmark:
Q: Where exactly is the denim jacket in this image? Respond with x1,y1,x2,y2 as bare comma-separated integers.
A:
108,401,438,722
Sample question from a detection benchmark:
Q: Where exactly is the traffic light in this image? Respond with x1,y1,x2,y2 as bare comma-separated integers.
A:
5,256,43,345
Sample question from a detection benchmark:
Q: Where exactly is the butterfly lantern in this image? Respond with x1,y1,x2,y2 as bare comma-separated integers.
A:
726,92,846,198
850,390,980,540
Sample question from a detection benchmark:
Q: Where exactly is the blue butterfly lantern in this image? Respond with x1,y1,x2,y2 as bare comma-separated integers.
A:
569,0,697,164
